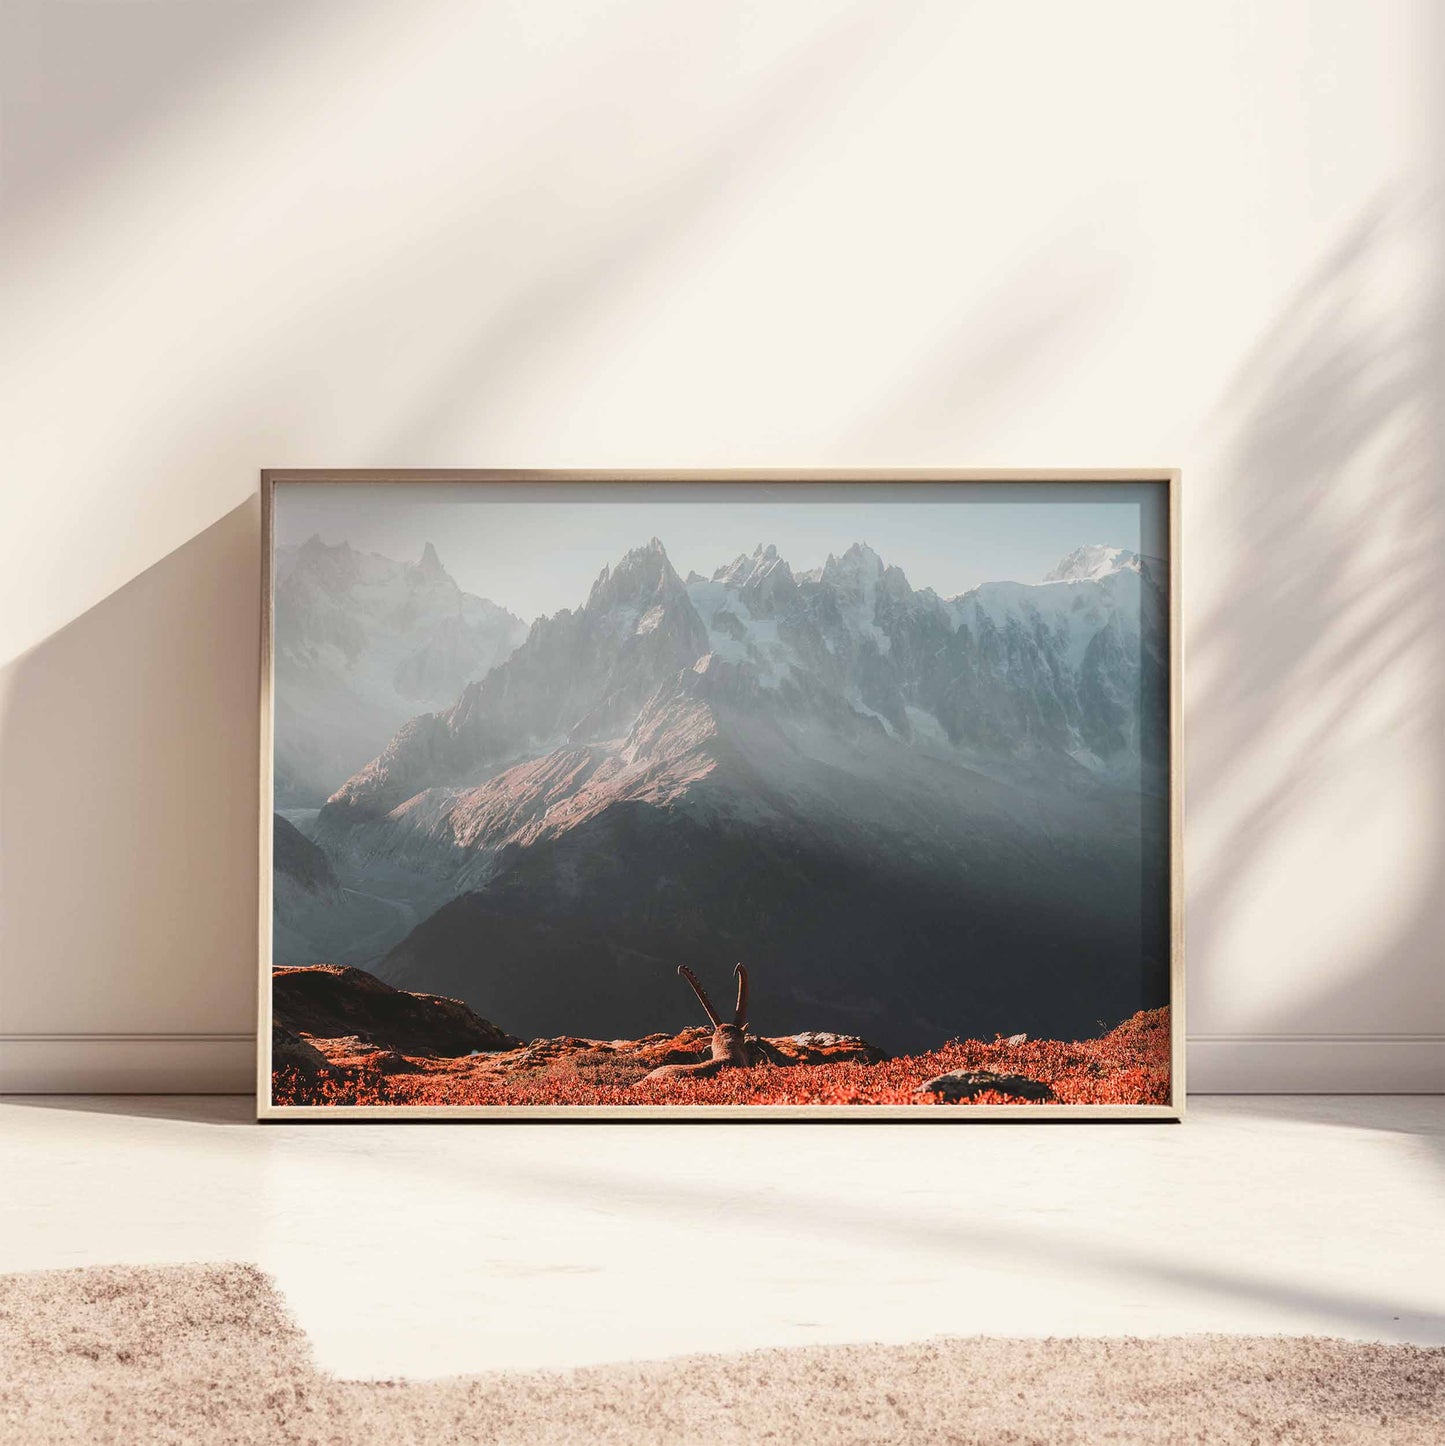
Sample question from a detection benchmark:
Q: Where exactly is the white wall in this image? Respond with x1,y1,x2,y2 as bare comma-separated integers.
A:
1,0,1440,1093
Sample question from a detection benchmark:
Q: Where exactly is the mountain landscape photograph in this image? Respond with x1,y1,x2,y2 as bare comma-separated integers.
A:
266,478,1174,1111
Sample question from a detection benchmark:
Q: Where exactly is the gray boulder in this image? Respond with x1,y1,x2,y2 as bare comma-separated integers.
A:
917,1069,1056,1102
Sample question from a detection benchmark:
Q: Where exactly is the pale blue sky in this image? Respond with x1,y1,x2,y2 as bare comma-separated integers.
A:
276,481,1167,623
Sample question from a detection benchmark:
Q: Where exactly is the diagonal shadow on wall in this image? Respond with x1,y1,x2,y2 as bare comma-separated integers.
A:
0,0,306,225
0,501,261,1038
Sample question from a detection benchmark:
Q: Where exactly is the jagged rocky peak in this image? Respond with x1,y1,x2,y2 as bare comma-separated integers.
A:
292,533,361,589
817,541,897,610
707,543,797,618
711,541,788,588
877,560,917,602
1043,544,1141,583
708,540,902,596
411,540,449,584
586,536,685,611
821,540,885,584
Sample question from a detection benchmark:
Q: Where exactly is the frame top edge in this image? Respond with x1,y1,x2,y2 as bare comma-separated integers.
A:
261,468,1180,485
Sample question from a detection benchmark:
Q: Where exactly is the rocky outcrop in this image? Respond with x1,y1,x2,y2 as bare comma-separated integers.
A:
617,1026,888,1070
294,1020,891,1078
272,970,889,1081
752,1032,889,1066
270,1024,332,1079
296,1036,420,1073
272,964,520,1058
915,1069,1057,1102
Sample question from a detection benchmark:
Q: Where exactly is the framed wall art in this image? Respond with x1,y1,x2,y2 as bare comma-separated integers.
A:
258,470,1183,1119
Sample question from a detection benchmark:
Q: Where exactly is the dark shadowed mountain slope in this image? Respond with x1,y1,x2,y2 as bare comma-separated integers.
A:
369,662,1167,1053
273,814,338,893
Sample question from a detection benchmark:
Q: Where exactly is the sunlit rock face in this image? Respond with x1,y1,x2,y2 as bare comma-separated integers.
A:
287,538,1168,1053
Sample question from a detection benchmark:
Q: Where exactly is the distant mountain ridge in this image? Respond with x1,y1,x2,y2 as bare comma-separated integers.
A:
282,537,1168,1052
321,534,1165,822
273,536,528,804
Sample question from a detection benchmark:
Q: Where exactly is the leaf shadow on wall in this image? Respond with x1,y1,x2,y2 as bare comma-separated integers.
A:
1187,193,1445,1062
0,500,260,1039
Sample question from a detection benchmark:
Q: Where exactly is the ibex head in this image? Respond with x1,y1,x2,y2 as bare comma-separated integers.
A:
677,963,750,1068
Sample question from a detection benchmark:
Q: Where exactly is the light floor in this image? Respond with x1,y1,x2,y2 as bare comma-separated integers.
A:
1,1095,1440,1380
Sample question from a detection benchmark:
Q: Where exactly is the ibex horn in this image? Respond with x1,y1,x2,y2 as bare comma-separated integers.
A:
678,965,721,1028
734,963,749,1028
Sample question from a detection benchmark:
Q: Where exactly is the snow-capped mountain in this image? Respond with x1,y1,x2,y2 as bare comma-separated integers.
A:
1043,544,1145,583
284,537,1168,1050
321,535,1165,820
273,536,528,804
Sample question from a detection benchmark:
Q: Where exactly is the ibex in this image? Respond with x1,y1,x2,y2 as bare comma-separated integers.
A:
635,964,751,1086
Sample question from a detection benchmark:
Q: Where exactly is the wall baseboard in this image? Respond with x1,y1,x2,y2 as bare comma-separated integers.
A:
0,1035,255,1095
2,1032,1441,1096
1187,1035,1443,1094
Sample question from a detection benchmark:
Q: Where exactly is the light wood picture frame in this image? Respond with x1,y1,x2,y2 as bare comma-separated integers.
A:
258,470,1183,1121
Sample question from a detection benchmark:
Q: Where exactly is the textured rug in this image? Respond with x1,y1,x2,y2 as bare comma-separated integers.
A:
1,1264,1441,1444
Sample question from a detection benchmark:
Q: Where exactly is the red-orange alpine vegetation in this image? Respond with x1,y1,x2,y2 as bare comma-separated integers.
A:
273,1006,1170,1108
